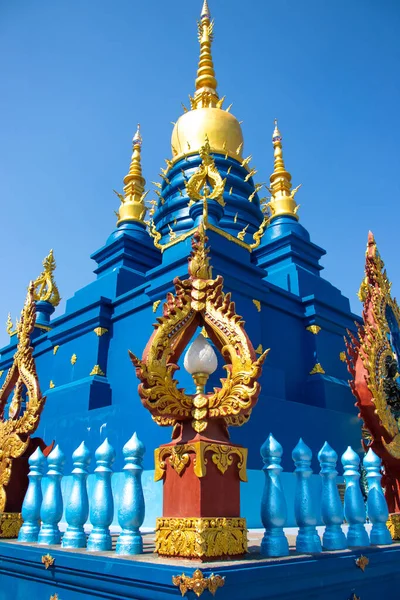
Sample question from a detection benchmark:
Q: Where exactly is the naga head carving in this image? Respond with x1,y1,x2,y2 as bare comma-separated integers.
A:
129,224,269,435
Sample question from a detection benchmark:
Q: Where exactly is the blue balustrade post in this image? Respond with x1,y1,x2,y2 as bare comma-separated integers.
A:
62,441,91,549
260,433,289,557
363,449,392,545
18,448,47,542
318,441,347,550
87,438,116,552
38,445,65,545
292,438,322,553
341,446,370,547
116,432,146,555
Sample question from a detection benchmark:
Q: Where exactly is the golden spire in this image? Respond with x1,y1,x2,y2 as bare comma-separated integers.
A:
117,124,148,225
33,250,61,307
192,0,219,109
267,120,301,221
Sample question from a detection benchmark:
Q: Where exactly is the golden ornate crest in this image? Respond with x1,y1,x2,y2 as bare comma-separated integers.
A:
130,224,269,433
185,136,226,205
346,232,400,458
33,250,60,307
172,568,225,597
0,283,46,512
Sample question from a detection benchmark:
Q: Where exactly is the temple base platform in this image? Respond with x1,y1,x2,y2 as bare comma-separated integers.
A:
1,532,400,600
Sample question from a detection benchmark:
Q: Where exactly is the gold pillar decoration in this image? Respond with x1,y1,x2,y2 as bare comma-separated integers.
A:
266,120,301,221
116,124,148,225
0,283,46,537
33,250,61,307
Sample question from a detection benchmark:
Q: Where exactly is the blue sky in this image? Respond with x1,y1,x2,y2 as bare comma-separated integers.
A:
0,0,399,347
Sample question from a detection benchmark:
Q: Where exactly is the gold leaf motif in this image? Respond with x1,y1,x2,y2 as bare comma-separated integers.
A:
158,516,246,559
355,555,369,572
172,569,225,598
252,299,261,312
306,325,321,335
6,313,13,336
41,554,55,569
255,344,263,355
49,380,55,389
90,365,105,376
70,354,77,365
152,300,161,313
310,363,325,375
0,512,23,538
53,345,60,355
93,327,108,337
339,351,346,362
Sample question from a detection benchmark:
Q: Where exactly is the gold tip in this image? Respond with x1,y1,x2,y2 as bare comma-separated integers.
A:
201,0,211,18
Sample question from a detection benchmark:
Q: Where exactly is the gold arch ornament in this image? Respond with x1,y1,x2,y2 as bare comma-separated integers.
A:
130,223,269,434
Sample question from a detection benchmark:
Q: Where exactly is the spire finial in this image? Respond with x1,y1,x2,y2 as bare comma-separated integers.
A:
116,125,148,225
267,120,300,222
193,0,219,109
33,249,61,307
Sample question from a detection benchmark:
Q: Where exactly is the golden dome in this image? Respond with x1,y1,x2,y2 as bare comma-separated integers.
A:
171,108,244,160
170,0,244,162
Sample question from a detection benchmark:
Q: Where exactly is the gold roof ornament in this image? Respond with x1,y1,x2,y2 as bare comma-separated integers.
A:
116,124,148,225
185,136,226,206
265,120,301,221
171,1,244,161
0,282,46,512
33,250,61,308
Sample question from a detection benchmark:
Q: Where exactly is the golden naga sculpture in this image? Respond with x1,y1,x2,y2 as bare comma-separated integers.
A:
185,136,226,206
346,232,400,516
0,283,46,519
130,223,269,434
33,249,61,307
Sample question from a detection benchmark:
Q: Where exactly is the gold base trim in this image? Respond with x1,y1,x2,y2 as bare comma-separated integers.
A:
155,517,247,559
387,513,400,539
0,512,22,538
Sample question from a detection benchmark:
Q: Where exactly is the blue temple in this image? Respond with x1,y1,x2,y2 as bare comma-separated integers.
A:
0,4,361,533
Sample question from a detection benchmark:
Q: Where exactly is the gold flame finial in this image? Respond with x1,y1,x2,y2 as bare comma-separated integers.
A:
33,250,61,307
193,0,218,108
116,124,148,225
267,119,300,221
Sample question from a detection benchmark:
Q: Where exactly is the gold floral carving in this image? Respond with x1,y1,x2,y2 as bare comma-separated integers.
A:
387,513,400,539
130,224,268,433
185,137,226,206
339,351,346,362
346,233,400,458
42,554,55,569
0,512,22,538
33,250,60,307
172,569,225,598
156,517,247,558
154,442,247,482
0,283,46,513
